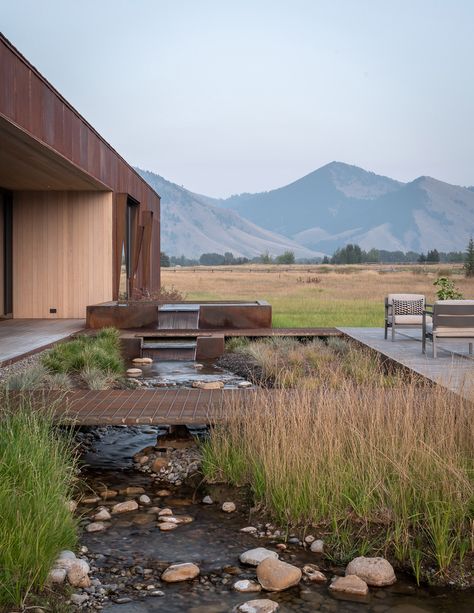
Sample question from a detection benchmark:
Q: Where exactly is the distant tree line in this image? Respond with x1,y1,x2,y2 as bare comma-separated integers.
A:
161,239,473,275
328,244,466,265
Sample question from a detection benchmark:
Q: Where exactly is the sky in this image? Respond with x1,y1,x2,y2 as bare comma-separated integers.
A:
1,0,474,197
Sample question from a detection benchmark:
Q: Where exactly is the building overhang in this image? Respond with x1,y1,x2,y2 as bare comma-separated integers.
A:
0,114,108,191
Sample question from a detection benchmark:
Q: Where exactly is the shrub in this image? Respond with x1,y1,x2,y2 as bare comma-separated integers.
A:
0,392,77,607
433,277,463,300
4,365,49,391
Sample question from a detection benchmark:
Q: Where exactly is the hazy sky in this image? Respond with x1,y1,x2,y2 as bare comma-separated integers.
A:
2,1,473,197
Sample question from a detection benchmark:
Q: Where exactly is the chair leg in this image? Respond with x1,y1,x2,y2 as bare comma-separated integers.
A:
384,322,388,339
422,333,426,354
469,342,473,355
391,323,395,341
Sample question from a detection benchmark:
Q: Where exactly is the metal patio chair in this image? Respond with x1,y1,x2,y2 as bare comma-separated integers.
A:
422,300,474,358
384,293,430,341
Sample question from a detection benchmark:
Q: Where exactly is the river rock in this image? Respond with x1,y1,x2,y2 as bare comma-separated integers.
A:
111,500,139,514
304,535,315,544
65,500,77,513
152,457,169,472
66,559,91,588
157,489,171,496
202,495,213,504
240,526,257,534
329,574,369,596
192,380,224,390
302,564,326,583
240,548,279,566
70,593,89,606
238,381,253,388
310,539,324,553
159,521,178,531
120,486,145,496
100,489,118,499
256,557,302,591
86,521,107,533
83,495,101,504
132,357,153,364
345,556,396,586
139,494,151,505
222,501,236,513
158,507,173,516
161,562,200,582
58,550,76,561
93,508,111,521
233,579,262,593
236,599,279,613
127,368,143,377
48,567,67,584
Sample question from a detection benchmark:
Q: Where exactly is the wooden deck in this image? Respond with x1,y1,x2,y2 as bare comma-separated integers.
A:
339,327,474,400
36,388,254,425
0,319,85,366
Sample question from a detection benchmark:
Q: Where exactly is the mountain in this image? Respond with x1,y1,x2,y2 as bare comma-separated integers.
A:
216,162,474,253
135,169,323,259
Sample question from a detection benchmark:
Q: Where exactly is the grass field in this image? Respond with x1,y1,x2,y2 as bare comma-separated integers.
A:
162,264,473,327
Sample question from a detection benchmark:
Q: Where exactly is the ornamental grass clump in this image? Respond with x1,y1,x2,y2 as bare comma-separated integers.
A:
41,327,124,387
0,391,78,607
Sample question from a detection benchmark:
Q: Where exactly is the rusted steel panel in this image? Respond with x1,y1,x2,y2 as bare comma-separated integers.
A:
86,302,158,329
198,303,272,330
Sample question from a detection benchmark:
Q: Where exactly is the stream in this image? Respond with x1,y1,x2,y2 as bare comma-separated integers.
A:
76,426,474,613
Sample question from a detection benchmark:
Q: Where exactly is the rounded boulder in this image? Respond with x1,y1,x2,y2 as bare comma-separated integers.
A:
256,557,302,592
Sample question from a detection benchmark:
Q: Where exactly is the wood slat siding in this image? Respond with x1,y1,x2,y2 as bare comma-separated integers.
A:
0,34,161,303
13,191,113,318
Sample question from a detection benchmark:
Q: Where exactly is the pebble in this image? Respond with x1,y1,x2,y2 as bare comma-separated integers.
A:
139,494,152,505
157,489,171,496
47,567,67,584
303,564,326,583
237,599,279,613
233,579,262,593
159,522,178,531
70,593,89,605
111,500,139,514
161,562,200,582
310,539,324,553
240,548,279,566
202,495,213,504
304,535,315,544
240,526,257,534
158,507,173,516
93,508,111,521
329,574,369,596
126,368,142,377
222,501,236,513
238,381,253,388
86,521,107,533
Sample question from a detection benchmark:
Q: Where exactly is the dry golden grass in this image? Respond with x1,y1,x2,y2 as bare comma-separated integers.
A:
202,338,474,583
162,264,474,327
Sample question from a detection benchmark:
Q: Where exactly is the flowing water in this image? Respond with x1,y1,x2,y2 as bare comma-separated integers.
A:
77,427,474,613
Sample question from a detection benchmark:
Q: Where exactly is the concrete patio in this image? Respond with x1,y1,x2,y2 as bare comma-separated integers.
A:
0,318,85,365
339,327,474,400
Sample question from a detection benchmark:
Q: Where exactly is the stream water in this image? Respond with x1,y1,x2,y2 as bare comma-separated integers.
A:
129,359,250,389
77,426,473,613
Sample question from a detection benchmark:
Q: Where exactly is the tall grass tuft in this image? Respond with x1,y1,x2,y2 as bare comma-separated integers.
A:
0,391,78,607
202,383,473,581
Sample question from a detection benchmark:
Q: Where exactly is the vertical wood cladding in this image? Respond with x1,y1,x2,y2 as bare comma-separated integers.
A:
13,191,113,318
